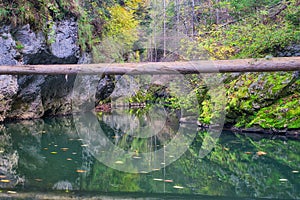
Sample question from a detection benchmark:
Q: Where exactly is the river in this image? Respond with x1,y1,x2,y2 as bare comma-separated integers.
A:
0,111,299,199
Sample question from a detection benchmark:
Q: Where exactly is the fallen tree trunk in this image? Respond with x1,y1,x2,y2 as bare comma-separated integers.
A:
0,57,299,75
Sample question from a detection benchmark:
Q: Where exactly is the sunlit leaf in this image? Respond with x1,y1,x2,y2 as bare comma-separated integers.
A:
0,180,10,183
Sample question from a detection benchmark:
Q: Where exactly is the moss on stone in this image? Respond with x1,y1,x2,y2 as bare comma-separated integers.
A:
198,72,299,129
248,93,300,129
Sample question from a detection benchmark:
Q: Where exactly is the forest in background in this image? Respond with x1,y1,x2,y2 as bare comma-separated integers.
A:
0,0,299,62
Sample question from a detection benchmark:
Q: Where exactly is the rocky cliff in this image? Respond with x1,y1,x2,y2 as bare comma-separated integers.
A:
0,19,93,121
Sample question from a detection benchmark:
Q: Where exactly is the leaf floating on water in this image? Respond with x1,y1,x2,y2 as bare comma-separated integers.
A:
72,152,77,155
245,152,252,155
66,158,72,161
256,151,267,156
0,175,6,179
81,144,88,147
169,155,174,158
76,170,87,173
153,178,163,181
54,145,58,147
43,148,48,150
279,178,288,182
132,156,141,159
173,185,184,189
115,161,124,164
7,191,17,194
152,168,160,171
0,150,4,153
292,170,299,173
61,148,69,152
0,180,10,183
164,179,173,183
50,152,58,154
223,147,229,151
140,171,148,174
34,179,43,182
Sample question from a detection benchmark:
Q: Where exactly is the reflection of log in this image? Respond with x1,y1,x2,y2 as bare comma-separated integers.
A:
0,57,299,75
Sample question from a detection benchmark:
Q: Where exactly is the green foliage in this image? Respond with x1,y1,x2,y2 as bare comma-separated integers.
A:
229,0,281,17
191,0,300,59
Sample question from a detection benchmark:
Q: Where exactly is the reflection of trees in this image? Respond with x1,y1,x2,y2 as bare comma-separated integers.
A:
179,132,300,199
1,116,299,199
81,128,300,199
99,108,178,151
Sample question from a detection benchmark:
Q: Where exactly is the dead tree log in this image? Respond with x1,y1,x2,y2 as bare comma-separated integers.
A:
0,57,299,75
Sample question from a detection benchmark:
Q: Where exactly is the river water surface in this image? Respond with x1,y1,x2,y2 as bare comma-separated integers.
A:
0,112,299,199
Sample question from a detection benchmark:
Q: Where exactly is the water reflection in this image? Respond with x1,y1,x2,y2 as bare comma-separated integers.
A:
74,110,197,173
0,115,299,199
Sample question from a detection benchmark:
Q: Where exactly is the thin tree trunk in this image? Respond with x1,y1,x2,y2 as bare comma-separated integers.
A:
163,0,167,58
191,0,195,37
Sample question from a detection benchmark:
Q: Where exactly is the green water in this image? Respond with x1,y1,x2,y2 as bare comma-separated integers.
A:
0,114,299,199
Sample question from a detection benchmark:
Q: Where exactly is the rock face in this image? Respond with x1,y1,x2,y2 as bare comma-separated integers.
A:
275,44,300,57
0,75,18,121
0,19,83,121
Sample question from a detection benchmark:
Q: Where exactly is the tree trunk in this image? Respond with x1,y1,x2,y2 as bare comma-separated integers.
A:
0,57,299,75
